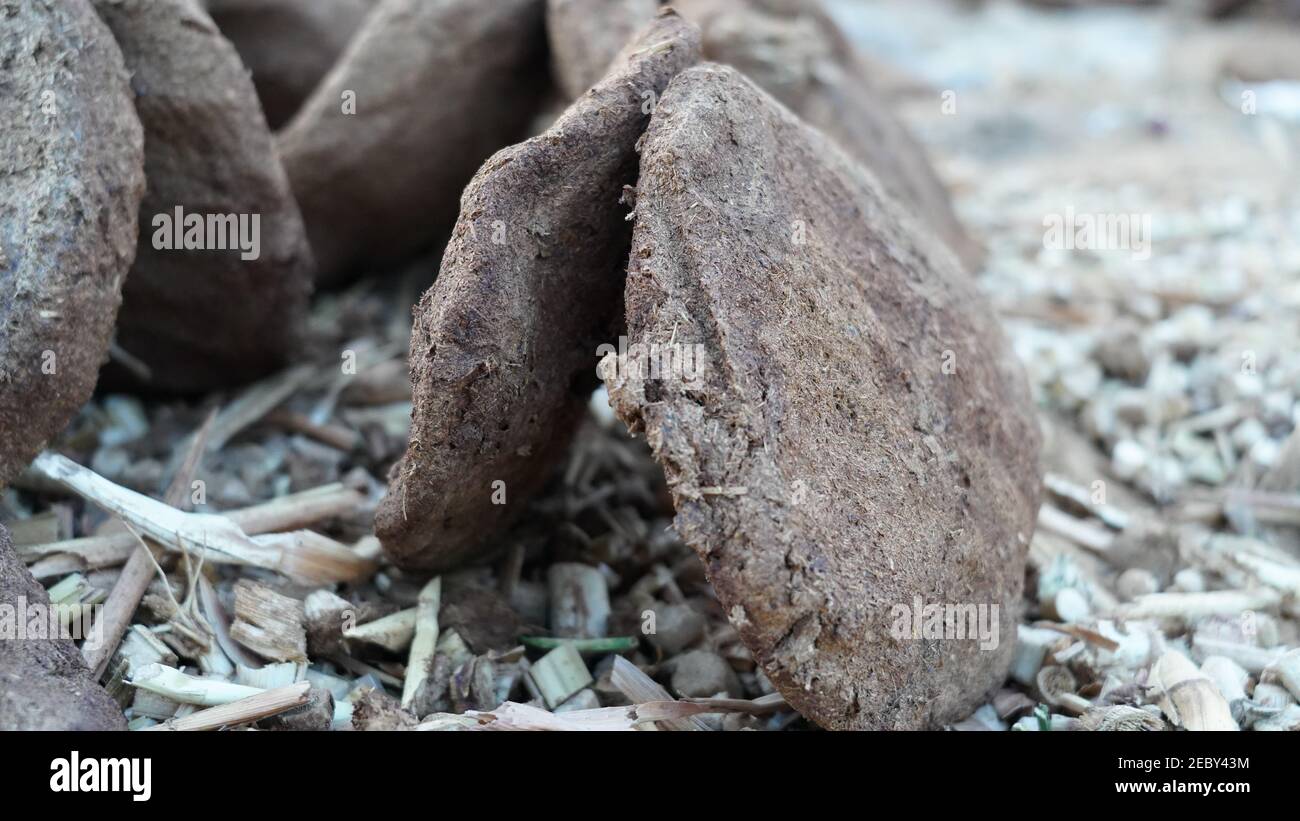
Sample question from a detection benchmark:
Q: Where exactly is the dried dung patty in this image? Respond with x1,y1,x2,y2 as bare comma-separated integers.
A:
94,0,313,392
376,11,702,572
207,0,378,129
278,0,549,286
0,524,126,730
546,0,662,100
603,64,1041,730
0,0,145,486
673,0,985,272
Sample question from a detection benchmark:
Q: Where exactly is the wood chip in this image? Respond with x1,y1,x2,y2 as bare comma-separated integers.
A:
230,580,308,662
1149,651,1239,731
143,682,311,731
527,644,594,709
401,577,442,709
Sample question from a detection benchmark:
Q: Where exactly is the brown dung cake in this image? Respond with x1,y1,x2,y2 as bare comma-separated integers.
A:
603,63,1041,730
0,0,145,486
277,0,549,286
673,0,985,272
207,0,379,129
0,524,126,730
546,0,663,99
376,11,702,572
94,0,313,392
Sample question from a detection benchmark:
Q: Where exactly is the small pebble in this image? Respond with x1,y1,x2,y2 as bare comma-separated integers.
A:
1116,568,1160,601
1111,439,1147,480
1047,588,1091,623
670,649,739,699
646,602,706,655
1172,568,1206,593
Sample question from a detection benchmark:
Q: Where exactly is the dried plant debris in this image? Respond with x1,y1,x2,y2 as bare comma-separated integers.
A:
1149,650,1238,730
2,287,800,733
602,64,1041,729
230,580,308,662
2,0,1296,736
375,12,702,571
439,582,521,653
0,0,145,487
672,0,984,271
546,0,662,99
277,0,548,286
0,525,126,730
92,0,313,393
260,684,334,731
207,0,378,129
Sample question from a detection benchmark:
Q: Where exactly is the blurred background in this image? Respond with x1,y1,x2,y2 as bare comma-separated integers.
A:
828,0,1300,513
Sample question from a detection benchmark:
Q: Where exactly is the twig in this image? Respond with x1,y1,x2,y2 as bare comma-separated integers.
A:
1114,588,1282,620
29,454,371,585
610,656,710,731
520,636,638,653
83,410,215,679
108,341,153,382
681,692,787,715
264,408,360,452
31,452,277,565
85,538,162,681
1037,504,1114,553
1043,473,1130,530
248,530,376,586
430,695,784,732
142,682,310,731
1192,635,1287,674
401,577,441,708
130,663,262,706
1181,488,1300,527
1229,553,1300,596
447,701,637,731
186,363,316,454
21,483,363,568
224,484,366,533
